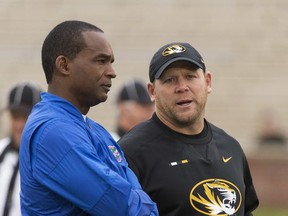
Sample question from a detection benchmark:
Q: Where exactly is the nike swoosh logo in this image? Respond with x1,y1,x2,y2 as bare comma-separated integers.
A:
222,156,232,163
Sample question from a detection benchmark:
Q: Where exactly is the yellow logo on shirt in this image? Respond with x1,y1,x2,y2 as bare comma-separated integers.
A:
222,156,232,163
190,178,242,215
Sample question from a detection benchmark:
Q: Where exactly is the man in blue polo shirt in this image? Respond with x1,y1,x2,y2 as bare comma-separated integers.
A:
19,20,158,216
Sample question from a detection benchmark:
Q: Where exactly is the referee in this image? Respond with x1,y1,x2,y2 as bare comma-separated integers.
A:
0,82,41,216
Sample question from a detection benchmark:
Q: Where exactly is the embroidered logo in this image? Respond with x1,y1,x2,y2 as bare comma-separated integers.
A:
222,156,232,163
169,159,189,166
190,178,242,216
162,44,186,56
108,145,122,162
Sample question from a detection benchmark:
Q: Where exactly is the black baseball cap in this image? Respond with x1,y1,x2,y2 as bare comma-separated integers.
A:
149,42,206,82
7,82,42,114
117,79,152,104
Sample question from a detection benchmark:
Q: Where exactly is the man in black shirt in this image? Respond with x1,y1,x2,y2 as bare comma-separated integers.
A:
119,42,259,216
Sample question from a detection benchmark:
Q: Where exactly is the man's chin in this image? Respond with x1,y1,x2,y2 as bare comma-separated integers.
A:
175,114,197,125
90,96,108,107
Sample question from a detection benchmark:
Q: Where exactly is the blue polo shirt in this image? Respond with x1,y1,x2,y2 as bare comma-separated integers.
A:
19,92,158,216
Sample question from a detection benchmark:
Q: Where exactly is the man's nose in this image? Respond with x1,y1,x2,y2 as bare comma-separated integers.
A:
107,65,116,78
175,79,189,93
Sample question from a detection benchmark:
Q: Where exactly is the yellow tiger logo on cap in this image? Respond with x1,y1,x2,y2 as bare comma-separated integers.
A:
162,45,186,56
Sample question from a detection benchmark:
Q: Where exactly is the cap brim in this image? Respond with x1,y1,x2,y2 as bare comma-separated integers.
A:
154,57,204,80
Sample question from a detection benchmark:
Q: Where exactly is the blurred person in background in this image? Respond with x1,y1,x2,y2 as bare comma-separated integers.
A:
0,82,41,216
111,79,154,141
256,108,287,148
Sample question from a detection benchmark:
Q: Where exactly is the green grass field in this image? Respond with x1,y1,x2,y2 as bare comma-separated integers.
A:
253,207,288,216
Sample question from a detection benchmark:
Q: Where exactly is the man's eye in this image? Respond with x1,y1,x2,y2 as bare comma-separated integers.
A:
187,74,197,79
97,59,106,64
163,78,174,83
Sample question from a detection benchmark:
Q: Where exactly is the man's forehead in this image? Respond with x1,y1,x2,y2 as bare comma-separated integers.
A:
82,31,112,50
80,42,114,61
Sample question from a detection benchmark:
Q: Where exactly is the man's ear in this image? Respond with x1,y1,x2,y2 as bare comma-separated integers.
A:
206,71,212,94
147,82,156,102
55,55,70,76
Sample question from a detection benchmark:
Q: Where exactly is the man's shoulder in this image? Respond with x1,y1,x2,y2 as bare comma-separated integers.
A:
118,119,161,148
208,121,241,147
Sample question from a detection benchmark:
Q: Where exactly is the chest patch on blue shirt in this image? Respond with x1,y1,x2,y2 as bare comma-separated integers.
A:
108,145,122,162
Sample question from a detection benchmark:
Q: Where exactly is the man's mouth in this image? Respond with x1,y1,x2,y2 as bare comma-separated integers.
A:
102,84,112,92
176,99,192,106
